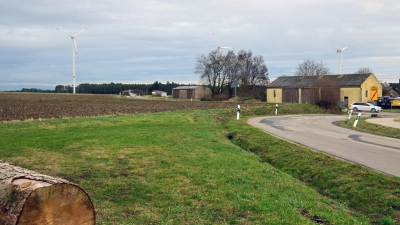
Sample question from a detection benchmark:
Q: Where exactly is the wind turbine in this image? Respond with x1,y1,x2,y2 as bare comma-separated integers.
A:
210,29,235,54
332,39,349,74
53,26,90,94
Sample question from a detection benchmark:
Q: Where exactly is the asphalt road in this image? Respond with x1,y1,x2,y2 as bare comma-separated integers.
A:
247,114,400,177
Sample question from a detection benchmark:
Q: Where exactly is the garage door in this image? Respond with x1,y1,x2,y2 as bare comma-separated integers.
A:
282,88,299,103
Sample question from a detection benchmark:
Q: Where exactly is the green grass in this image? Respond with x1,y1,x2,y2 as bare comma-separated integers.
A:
1,105,367,224
383,108,400,113
229,115,400,224
340,117,400,139
1,103,399,224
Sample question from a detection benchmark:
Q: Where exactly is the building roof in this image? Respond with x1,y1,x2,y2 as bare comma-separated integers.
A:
172,86,202,90
387,87,400,94
268,73,373,88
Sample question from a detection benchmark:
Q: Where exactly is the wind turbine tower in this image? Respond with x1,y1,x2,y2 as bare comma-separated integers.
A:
332,39,349,74
53,26,90,94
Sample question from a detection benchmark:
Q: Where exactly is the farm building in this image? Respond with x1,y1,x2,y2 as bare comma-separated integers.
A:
172,86,211,99
266,73,382,107
120,89,142,97
385,87,400,98
152,90,167,97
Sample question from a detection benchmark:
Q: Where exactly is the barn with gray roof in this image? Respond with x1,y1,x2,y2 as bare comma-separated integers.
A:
266,73,382,107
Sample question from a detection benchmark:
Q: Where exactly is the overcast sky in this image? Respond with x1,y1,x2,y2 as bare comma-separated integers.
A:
1,0,399,91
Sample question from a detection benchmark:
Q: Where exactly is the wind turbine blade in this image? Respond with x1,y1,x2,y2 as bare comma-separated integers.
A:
341,45,349,51
74,26,90,38
331,38,339,49
210,29,221,47
52,26,73,37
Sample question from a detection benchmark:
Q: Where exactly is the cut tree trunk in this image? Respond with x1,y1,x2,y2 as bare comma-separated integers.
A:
0,160,95,225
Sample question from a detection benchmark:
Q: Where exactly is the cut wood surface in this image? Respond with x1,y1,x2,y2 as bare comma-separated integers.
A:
0,160,95,225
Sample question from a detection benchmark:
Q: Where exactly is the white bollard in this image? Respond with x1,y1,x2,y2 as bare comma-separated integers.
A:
353,113,361,127
275,104,278,115
348,109,353,119
237,105,240,120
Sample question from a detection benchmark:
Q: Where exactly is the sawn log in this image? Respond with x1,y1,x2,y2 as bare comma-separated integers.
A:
0,160,95,225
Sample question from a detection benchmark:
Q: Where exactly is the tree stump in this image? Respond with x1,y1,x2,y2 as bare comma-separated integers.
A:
0,160,95,225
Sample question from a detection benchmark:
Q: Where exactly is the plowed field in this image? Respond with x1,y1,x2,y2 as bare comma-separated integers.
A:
0,93,246,121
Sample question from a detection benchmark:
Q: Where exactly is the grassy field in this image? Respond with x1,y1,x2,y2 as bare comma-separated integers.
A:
383,108,400,113
1,103,399,224
340,117,400,139
234,113,400,225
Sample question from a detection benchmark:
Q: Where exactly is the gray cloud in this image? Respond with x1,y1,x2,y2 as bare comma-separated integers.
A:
1,0,399,91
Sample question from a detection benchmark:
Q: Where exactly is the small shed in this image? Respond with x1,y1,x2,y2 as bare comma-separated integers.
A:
172,86,211,99
120,89,143,97
152,90,167,97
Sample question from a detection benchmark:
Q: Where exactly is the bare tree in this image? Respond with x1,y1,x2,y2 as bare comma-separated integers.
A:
195,50,231,96
294,59,331,76
237,50,252,90
196,49,269,98
354,67,372,74
312,78,340,112
237,50,269,91
223,51,240,97
249,55,269,87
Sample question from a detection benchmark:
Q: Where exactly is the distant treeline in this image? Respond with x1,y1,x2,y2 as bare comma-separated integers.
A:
55,81,197,95
18,88,54,93
8,81,399,95
4,81,196,95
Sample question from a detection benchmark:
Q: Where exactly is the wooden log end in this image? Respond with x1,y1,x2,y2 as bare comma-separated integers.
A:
16,181,96,225
1,171,95,225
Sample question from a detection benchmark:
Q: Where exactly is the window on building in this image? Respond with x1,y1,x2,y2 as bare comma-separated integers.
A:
273,90,276,98
365,90,368,97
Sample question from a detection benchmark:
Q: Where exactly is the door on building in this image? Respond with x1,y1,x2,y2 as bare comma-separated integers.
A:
179,90,187,99
301,88,319,104
282,88,299,103
370,86,378,101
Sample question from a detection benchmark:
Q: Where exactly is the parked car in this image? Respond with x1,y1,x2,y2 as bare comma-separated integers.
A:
350,102,383,113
